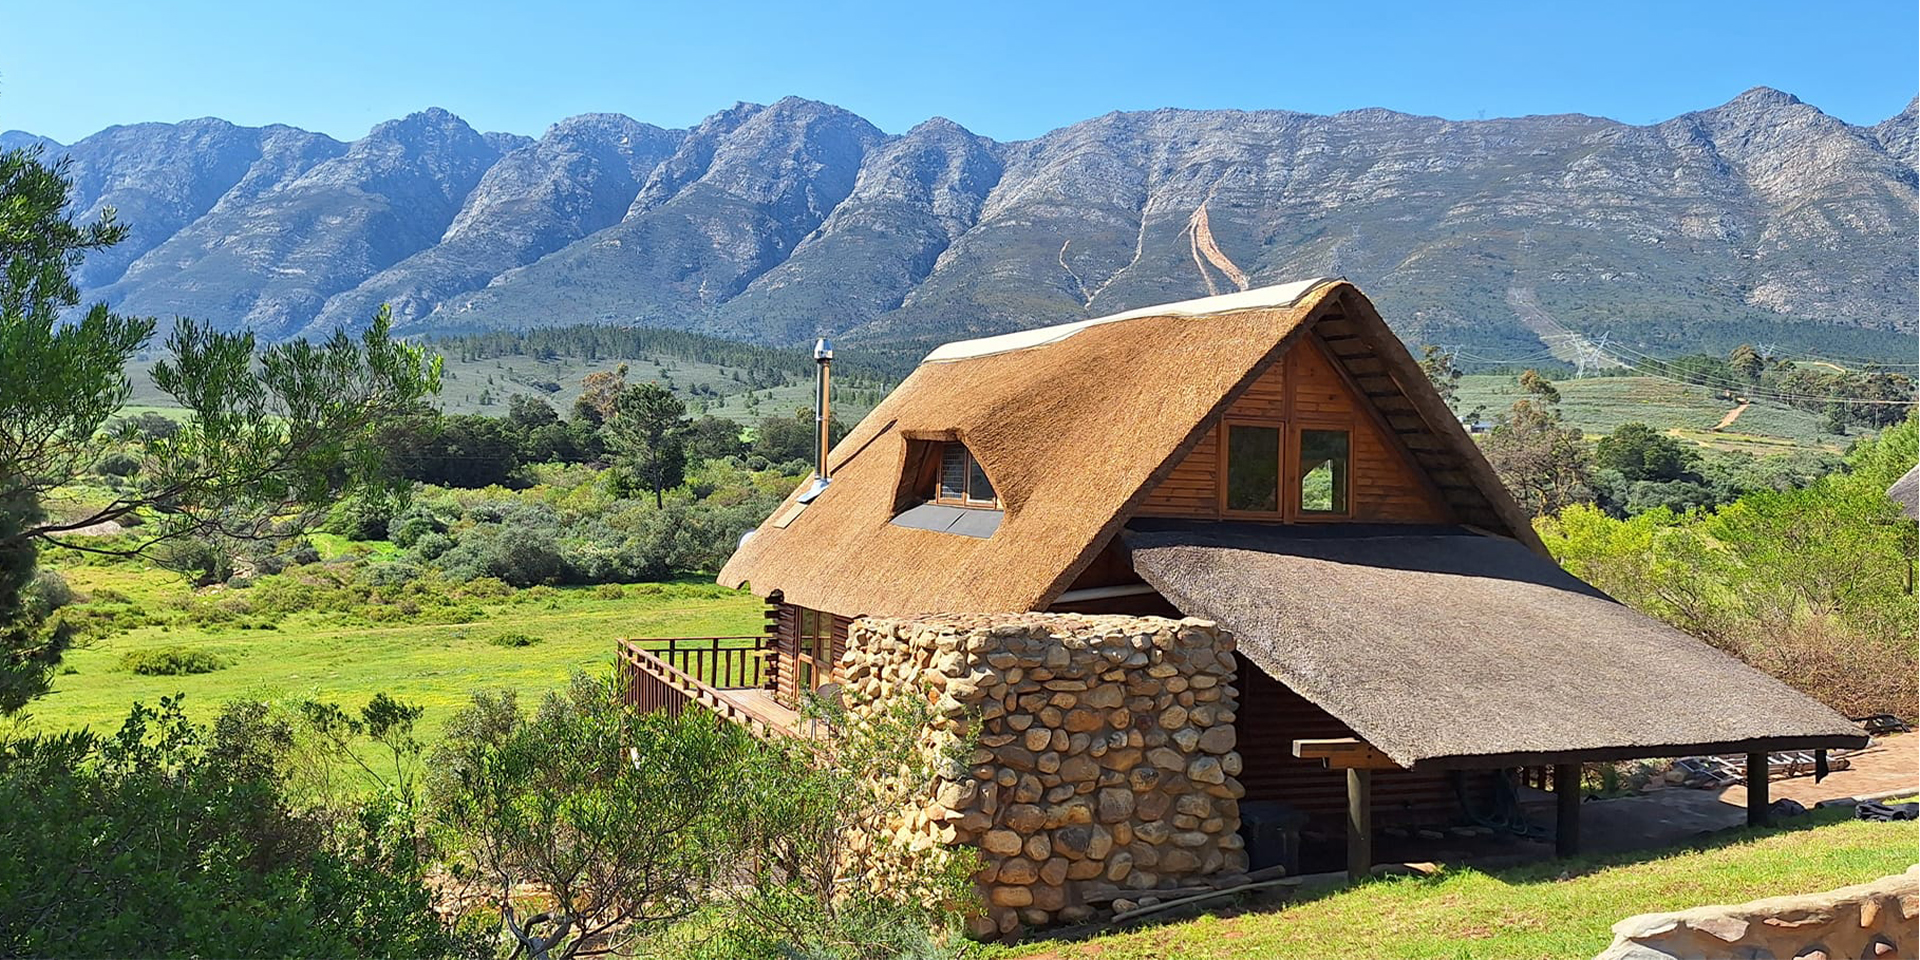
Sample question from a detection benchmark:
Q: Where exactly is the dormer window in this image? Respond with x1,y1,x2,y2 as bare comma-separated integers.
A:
891,438,1003,537
933,442,999,507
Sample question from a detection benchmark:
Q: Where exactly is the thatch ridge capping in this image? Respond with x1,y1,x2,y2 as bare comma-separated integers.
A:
920,276,1340,364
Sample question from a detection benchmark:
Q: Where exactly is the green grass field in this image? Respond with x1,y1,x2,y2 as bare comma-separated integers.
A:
1009,810,1917,960
1455,374,1849,452
29,561,764,742
122,351,884,423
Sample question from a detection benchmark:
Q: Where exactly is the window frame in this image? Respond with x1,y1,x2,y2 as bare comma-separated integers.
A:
929,441,1001,509
1290,420,1354,521
793,606,835,695
1219,416,1287,519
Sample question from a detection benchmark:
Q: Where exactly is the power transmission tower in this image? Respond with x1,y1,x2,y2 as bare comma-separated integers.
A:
1573,333,1612,379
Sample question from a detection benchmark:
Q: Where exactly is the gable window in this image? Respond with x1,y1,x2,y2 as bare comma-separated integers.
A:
1224,422,1281,513
933,442,998,507
1297,428,1350,515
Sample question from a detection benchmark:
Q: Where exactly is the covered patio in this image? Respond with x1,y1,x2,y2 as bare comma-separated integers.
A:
1122,520,1869,876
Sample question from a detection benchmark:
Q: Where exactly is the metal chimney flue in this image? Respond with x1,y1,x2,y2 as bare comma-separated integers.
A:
795,338,834,505
813,338,833,480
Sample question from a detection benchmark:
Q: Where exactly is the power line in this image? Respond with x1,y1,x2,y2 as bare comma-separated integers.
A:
1593,338,1916,406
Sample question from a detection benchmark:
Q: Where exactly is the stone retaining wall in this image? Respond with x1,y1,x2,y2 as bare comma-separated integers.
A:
840,613,1248,936
1594,864,1918,960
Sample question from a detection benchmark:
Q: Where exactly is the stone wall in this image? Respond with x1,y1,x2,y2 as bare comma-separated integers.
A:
1594,865,1918,960
839,613,1248,936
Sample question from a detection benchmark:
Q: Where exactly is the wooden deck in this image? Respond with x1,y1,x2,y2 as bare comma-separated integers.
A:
617,637,808,738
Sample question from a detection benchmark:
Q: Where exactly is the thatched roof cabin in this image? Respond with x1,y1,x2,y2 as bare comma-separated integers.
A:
712,278,1864,880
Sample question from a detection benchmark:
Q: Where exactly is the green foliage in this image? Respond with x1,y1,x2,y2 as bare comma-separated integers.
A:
754,406,848,468
0,696,468,957
488,632,540,648
1417,344,1462,412
120,645,227,676
669,694,982,960
607,382,691,508
431,673,758,959
0,147,442,714
1539,415,1919,718
1517,368,1561,404
1593,422,1695,483
1482,397,1593,516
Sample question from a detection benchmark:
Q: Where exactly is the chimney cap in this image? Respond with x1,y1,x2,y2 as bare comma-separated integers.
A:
814,338,834,361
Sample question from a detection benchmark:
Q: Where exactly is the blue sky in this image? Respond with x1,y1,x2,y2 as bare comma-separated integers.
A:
2,0,1914,143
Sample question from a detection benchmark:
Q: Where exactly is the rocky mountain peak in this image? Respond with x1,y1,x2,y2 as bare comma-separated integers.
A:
13,90,1913,359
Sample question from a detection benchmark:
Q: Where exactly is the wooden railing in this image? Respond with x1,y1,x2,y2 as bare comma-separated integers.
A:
629,635,771,690
616,637,792,739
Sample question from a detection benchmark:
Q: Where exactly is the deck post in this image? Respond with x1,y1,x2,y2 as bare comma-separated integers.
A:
1746,751,1770,827
1346,767,1372,880
1553,762,1581,857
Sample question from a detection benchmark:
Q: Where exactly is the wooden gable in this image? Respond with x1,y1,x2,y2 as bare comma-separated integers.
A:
1136,320,1452,524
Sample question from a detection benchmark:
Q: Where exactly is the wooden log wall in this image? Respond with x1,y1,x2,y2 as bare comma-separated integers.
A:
772,601,853,708
1233,654,1495,829
1135,325,1450,523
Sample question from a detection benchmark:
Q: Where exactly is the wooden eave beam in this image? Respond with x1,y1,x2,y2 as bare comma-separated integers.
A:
1293,737,1405,770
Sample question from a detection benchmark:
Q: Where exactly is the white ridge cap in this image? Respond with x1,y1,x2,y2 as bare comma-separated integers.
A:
920,277,1340,364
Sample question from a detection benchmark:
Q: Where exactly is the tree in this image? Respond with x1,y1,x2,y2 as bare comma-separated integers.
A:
1727,344,1764,382
687,415,749,463
0,147,441,712
0,695,468,957
506,393,560,429
1594,422,1696,483
430,675,754,960
571,363,629,425
606,383,689,508
1417,344,1462,412
1481,398,1594,516
753,407,847,467
1517,368,1561,404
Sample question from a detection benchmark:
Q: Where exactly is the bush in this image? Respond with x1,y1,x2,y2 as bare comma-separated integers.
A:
0,697,469,957
155,538,231,586
92,451,141,478
324,493,397,542
22,570,72,620
487,632,540,648
362,561,423,588
121,646,227,676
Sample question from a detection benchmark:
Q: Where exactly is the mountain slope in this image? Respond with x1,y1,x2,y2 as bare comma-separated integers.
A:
300,113,682,334
20,89,1917,359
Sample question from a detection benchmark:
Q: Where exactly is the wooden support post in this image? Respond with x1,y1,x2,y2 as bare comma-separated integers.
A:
1553,763,1581,858
1346,767,1372,881
1747,751,1770,827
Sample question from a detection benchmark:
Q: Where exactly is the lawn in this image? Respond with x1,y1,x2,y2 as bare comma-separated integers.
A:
1007,810,1917,960
30,561,765,743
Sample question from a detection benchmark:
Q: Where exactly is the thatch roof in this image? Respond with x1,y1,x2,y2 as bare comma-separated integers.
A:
1890,465,1919,519
719,279,1541,615
1123,520,1867,768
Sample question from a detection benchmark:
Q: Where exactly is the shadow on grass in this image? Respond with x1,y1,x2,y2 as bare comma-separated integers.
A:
1012,803,1887,950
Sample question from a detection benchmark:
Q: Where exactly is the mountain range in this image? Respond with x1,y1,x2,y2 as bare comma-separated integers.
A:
5,88,1915,361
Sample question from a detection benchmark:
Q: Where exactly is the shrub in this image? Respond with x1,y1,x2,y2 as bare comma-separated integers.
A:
92,451,141,477
0,697,469,957
362,561,423,588
154,538,231,586
324,492,397,542
121,646,227,676
593,583,625,600
487,632,540,648
22,570,72,620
